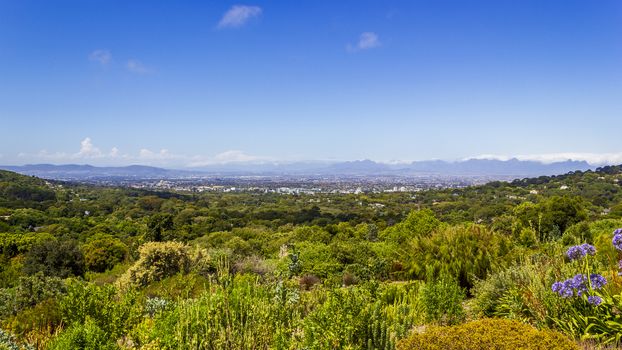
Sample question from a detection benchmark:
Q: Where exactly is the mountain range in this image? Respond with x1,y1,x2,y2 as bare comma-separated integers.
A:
0,158,593,180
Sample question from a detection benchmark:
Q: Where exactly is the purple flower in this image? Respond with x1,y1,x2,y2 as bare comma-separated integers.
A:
552,279,575,298
580,243,596,256
590,274,607,290
572,274,587,289
613,230,622,251
566,246,586,260
566,244,596,261
588,295,603,306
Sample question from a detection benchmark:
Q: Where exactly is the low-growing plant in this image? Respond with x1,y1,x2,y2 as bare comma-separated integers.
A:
397,318,578,350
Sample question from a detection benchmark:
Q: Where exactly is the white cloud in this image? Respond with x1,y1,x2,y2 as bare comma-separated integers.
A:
218,5,262,29
17,138,122,163
17,139,270,167
77,137,102,157
347,32,381,52
126,59,151,74
89,49,111,65
470,152,622,166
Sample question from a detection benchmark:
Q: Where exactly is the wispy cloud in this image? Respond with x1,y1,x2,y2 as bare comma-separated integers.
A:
17,138,270,167
18,137,119,162
89,49,112,65
215,150,260,162
126,59,151,74
218,5,262,29
347,32,381,52
470,153,622,166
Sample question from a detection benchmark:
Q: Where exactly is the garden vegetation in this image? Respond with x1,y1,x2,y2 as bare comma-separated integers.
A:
2,166,622,348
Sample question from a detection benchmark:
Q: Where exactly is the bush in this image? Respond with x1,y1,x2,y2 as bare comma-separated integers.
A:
118,242,190,288
143,274,291,349
82,236,128,273
420,277,465,325
47,318,118,350
382,209,441,244
470,250,570,328
2,298,62,342
59,281,140,340
23,240,85,278
406,224,509,288
397,318,578,350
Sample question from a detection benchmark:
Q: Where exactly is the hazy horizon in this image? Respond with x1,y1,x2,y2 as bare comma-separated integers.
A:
1,1,621,167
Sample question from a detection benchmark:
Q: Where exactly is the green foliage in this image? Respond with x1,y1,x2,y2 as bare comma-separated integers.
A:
47,318,118,350
397,318,578,350
141,274,294,349
382,209,441,244
405,224,509,288
82,235,128,272
145,213,173,242
2,168,622,347
0,273,65,317
561,222,594,246
514,196,587,242
59,280,140,340
471,251,569,328
2,298,62,343
420,277,465,325
22,240,85,278
0,170,55,209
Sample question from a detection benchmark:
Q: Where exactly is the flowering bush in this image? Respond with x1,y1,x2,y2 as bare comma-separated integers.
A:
549,229,622,345
552,243,604,302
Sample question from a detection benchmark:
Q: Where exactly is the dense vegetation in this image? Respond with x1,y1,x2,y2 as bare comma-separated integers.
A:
2,166,622,349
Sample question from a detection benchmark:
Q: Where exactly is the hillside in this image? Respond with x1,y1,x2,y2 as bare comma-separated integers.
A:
0,170,56,209
0,167,621,348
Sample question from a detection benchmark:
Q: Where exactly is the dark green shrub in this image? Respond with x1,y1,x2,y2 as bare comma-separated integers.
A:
23,240,84,278
382,209,441,244
82,236,128,273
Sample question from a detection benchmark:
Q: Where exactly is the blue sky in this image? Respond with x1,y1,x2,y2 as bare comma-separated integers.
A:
1,0,621,167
